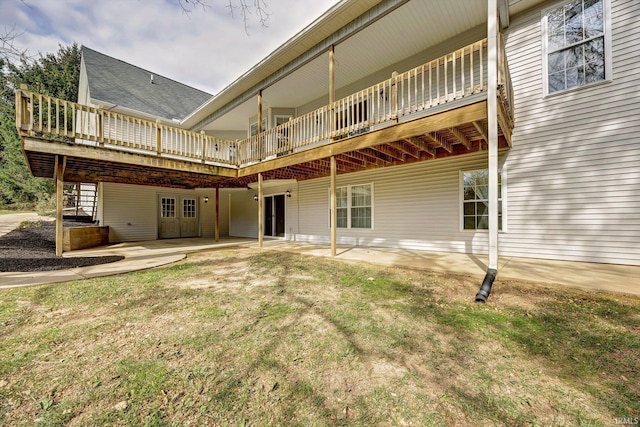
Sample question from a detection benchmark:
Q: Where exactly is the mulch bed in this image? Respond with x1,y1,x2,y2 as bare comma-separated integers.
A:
0,220,124,272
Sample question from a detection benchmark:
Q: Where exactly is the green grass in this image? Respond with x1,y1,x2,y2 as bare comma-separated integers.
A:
0,248,638,426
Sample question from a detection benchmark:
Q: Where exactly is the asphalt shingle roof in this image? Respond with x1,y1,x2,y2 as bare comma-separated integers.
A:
81,46,212,121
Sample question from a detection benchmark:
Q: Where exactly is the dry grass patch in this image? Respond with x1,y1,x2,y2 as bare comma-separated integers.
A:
0,248,638,426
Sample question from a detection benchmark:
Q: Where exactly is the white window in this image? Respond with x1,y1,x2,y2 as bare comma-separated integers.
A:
329,183,373,229
249,118,267,137
542,0,611,96
461,170,503,231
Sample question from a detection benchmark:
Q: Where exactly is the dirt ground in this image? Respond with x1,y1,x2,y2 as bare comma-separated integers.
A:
0,220,123,272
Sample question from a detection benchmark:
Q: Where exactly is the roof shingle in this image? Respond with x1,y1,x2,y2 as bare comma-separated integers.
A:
81,46,211,121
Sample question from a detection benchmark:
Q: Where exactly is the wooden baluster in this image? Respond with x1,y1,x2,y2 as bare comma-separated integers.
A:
453,50,457,99
421,65,425,110
38,94,43,132
55,99,60,135
201,131,206,163
436,59,440,105
98,105,104,146
47,97,52,133
444,55,449,102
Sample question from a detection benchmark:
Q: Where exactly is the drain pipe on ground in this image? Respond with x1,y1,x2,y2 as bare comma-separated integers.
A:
475,268,497,303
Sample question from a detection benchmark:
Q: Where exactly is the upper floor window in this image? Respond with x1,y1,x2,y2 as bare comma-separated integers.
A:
542,0,611,95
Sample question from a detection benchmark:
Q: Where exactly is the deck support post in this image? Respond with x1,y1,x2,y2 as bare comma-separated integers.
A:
330,156,337,257
257,90,263,160
329,45,335,135
488,0,499,272
329,45,335,105
54,155,66,256
215,185,220,242
258,172,263,248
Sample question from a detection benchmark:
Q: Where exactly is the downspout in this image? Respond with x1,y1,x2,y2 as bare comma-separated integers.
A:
476,0,500,303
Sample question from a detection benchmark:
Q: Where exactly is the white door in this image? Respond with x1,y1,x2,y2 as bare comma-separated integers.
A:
180,197,198,238
158,196,180,239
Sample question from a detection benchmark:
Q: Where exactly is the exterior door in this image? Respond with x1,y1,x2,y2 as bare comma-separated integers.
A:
158,195,199,239
180,197,198,237
159,196,180,238
263,194,285,238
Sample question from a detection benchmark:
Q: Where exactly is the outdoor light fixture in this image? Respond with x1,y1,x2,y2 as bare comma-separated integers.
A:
285,190,291,198
204,196,209,203
254,194,259,201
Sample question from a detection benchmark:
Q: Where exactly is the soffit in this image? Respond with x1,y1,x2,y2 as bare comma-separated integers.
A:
203,0,488,132
199,0,548,132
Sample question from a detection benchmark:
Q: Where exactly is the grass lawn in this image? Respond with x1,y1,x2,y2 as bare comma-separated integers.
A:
1,248,638,426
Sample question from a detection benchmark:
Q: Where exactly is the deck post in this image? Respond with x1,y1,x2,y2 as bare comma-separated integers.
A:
54,155,66,256
391,71,398,119
215,185,220,242
329,45,335,136
258,172,263,248
488,0,499,271
257,90,263,160
330,156,337,257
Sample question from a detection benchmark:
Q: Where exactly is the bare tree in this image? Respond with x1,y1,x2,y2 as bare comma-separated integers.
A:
179,0,270,32
0,25,28,62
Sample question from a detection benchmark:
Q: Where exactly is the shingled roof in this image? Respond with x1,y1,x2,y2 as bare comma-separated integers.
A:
81,46,212,121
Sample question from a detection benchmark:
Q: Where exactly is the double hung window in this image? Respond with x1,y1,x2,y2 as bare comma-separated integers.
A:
543,0,610,95
330,183,373,229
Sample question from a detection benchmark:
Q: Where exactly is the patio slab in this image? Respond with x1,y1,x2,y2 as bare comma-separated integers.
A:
1,236,639,296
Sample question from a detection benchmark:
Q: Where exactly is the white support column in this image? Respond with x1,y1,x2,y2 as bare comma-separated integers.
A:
258,173,263,248
330,156,337,257
488,0,499,271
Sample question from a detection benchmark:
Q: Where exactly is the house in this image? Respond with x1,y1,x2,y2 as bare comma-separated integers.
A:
15,0,639,298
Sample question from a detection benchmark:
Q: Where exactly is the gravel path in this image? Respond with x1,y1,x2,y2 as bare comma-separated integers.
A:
0,214,124,273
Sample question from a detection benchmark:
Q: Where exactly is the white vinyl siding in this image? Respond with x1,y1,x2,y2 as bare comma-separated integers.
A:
102,182,159,242
296,152,502,253
101,183,221,242
501,0,640,265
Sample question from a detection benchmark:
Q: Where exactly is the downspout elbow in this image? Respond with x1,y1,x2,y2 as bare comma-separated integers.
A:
475,268,497,303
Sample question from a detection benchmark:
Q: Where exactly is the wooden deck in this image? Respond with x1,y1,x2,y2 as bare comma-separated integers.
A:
16,38,514,189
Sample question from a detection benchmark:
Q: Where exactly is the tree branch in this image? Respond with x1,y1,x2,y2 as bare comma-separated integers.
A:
0,25,28,63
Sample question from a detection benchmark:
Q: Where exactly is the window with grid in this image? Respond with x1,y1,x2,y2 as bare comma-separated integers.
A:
462,170,503,231
161,197,176,218
183,198,196,218
329,184,372,229
350,184,372,229
543,0,610,95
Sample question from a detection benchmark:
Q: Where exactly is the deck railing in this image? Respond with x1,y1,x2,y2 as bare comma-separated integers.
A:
15,37,512,169
14,91,237,166
236,39,493,164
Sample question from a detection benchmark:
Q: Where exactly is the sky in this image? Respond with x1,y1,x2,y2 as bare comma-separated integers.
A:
0,0,341,95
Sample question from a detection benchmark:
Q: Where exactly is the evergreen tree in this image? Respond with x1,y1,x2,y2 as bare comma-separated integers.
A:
0,43,80,208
